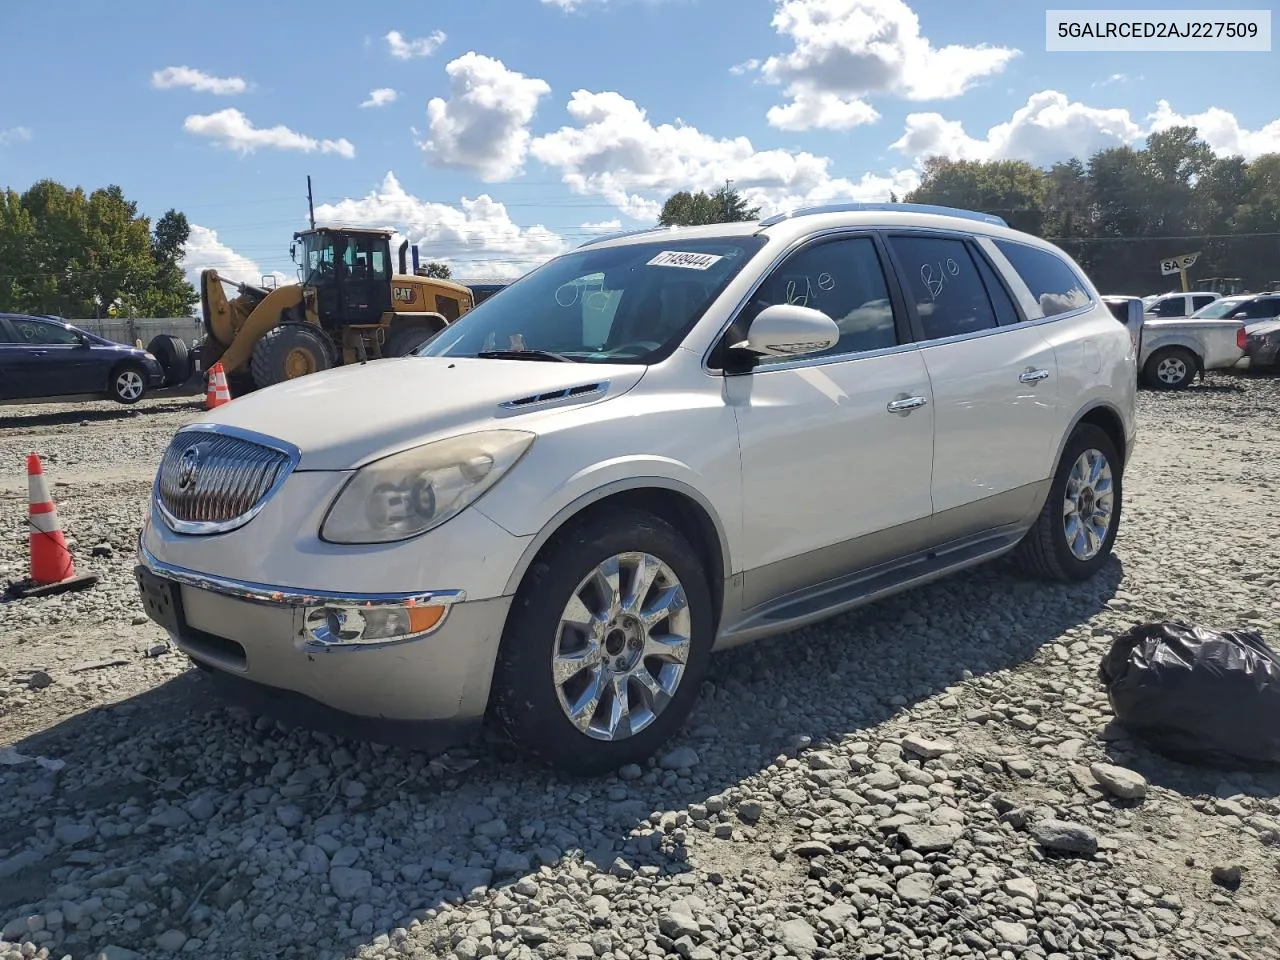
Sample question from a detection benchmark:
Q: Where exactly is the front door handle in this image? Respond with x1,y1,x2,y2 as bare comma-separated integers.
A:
1019,368,1050,383
886,395,928,413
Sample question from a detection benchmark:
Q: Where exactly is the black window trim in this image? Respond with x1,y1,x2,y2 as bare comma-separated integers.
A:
986,234,1097,323
9,315,83,347
710,228,917,376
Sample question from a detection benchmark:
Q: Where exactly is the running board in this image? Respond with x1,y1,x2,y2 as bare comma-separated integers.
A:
717,527,1027,648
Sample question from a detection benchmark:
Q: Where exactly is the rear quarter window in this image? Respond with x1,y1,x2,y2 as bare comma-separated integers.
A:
992,239,1093,319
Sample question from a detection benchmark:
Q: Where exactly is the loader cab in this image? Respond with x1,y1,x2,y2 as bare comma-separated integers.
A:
293,227,394,326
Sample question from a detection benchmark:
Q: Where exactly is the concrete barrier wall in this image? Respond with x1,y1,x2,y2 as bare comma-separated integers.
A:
69,317,203,346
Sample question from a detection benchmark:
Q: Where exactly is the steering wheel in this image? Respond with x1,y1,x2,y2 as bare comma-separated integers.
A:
600,340,663,355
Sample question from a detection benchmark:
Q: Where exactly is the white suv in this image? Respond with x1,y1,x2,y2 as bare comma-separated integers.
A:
135,203,1137,774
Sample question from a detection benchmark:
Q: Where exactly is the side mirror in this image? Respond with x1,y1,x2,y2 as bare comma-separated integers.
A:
732,303,840,359
290,242,297,263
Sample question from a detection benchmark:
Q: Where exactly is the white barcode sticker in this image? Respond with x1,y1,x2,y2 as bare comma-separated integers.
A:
647,250,724,270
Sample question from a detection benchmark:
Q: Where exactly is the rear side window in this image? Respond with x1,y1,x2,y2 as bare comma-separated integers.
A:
1150,297,1188,318
992,239,1092,318
886,234,998,341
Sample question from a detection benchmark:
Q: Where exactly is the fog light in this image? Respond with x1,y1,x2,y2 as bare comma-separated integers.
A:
303,601,448,646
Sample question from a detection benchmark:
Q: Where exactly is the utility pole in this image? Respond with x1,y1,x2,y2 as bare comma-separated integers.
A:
723,179,734,220
307,175,316,230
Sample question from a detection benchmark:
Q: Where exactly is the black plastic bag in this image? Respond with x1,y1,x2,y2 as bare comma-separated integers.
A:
1099,620,1280,767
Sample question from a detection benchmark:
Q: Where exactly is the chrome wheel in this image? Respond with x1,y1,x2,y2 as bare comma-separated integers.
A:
115,369,144,401
552,552,692,741
1156,355,1189,385
1062,448,1115,561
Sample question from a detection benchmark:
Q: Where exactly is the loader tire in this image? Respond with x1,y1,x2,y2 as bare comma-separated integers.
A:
250,322,335,389
388,325,440,357
147,335,190,388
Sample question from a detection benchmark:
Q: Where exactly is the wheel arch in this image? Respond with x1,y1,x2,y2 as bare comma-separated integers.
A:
1054,401,1130,474
1140,335,1202,368
500,478,732,632
106,355,146,387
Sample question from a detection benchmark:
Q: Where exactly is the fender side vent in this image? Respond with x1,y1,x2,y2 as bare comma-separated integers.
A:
499,381,608,410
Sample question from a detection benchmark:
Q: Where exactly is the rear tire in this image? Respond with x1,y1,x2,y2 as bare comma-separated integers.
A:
1013,423,1122,583
388,325,440,357
147,335,190,388
1142,346,1197,390
250,322,335,389
489,508,714,776
109,363,148,405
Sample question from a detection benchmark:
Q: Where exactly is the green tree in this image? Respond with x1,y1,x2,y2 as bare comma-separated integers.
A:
420,261,451,279
0,178,197,317
906,157,1046,234
658,182,761,226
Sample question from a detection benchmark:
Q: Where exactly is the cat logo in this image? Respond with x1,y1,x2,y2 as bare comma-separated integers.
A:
392,286,415,303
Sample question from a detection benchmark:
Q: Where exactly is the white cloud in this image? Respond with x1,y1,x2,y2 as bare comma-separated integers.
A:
581,219,622,233
529,88,918,221
361,87,399,109
180,225,286,291
313,172,568,279
541,0,605,9
0,126,32,146
151,66,248,96
423,53,552,181
184,108,355,158
386,29,446,59
1147,100,1280,161
754,0,1019,131
892,90,1144,168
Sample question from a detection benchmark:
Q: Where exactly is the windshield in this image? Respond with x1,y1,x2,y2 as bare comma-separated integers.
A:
1191,298,1242,318
299,232,337,286
417,235,766,364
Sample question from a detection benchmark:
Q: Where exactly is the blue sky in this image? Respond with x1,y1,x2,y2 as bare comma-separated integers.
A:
1,0,1276,286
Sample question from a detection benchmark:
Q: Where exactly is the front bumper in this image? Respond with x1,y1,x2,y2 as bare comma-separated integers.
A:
134,537,512,749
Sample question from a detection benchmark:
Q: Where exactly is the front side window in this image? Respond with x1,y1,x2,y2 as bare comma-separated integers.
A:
419,236,765,364
1190,297,1243,319
737,236,900,364
9,318,82,345
1242,298,1280,319
301,233,337,285
887,235,999,341
993,239,1092,318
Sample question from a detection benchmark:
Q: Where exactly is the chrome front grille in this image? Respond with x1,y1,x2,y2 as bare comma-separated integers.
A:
155,427,298,534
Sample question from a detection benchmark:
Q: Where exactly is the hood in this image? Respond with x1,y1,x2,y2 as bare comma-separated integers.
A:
1246,318,1280,337
193,355,647,470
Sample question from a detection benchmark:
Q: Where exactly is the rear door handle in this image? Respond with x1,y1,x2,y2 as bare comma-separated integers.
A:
1019,368,1050,383
886,395,928,413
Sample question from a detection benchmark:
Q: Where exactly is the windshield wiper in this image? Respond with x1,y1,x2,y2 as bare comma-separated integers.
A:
474,349,576,363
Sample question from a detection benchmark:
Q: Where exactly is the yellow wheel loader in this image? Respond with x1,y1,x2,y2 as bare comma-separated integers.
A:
198,226,474,392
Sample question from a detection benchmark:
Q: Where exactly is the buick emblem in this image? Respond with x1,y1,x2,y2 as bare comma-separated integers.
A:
177,446,201,490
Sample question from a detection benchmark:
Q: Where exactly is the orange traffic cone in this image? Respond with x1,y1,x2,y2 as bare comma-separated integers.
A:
4,454,98,599
205,361,231,410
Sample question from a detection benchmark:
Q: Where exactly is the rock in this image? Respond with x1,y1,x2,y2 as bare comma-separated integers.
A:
896,873,935,903
819,903,858,927
155,929,188,952
776,918,817,958
617,764,643,781
1211,864,1243,891
738,799,764,822
659,746,699,770
27,670,53,690
147,807,193,829
1031,819,1098,856
901,734,954,759
793,841,833,858
54,823,96,847
1090,762,1148,800
448,867,493,893
993,920,1030,946
899,822,961,852
329,866,373,900
658,912,700,940
494,850,531,877
1003,877,1040,903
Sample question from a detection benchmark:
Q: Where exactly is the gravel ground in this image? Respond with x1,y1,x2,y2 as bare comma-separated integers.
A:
1,375,1279,960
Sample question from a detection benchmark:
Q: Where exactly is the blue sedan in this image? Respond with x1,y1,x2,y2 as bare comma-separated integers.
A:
0,313,167,405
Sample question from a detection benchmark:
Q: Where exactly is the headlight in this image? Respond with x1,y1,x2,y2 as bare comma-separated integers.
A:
320,430,534,544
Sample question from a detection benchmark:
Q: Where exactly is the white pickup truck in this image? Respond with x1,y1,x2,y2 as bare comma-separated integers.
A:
1104,295,1246,390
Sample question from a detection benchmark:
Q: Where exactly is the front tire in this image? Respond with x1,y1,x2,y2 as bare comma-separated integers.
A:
250,322,335,389
489,508,714,776
1013,423,1122,583
1143,347,1197,390
109,363,148,404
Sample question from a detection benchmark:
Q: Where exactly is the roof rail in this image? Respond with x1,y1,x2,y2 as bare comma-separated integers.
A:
577,226,672,248
758,202,1008,229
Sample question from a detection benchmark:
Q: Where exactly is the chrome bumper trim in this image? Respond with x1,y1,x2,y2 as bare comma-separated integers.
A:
136,535,466,608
